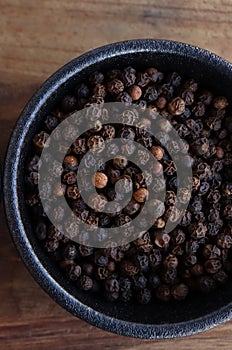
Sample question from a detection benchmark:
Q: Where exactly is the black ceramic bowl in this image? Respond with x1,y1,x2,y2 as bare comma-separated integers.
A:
3,39,232,339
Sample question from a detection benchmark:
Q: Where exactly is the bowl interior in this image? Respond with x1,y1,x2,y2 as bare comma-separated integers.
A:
5,41,232,331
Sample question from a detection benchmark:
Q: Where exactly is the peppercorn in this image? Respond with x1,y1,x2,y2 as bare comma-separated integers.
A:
128,85,142,100
77,275,93,291
163,254,178,269
92,172,108,189
72,138,87,155
163,160,176,176
106,78,124,94
188,222,207,239
87,135,105,154
156,285,171,302
44,115,59,131
192,102,206,117
62,171,77,185
26,64,232,305
190,264,204,277
156,96,167,109
133,188,148,203
122,66,136,86
113,155,128,169
143,85,158,102
171,283,189,301
120,260,139,276
115,91,132,105
198,89,213,105
168,97,185,115
153,230,170,249
223,204,232,220
182,89,195,105
136,288,152,304
197,275,216,293
213,96,228,109
47,225,63,242
61,95,77,113
66,264,82,281
115,175,132,194
213,270,228,284
89,71,104,85
44,240,59,253
150,146,164,160
33,131,50,150
35,221,47,241
66,185,80,200
148,273,161,289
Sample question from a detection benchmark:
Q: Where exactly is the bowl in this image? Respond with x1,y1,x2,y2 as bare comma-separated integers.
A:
3,39,232,339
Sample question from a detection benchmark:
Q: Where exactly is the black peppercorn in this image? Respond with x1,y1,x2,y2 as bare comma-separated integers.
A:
171,283,189,301
122,66,136,87
156,285,171,302
77,275,93,291
136,288,151,304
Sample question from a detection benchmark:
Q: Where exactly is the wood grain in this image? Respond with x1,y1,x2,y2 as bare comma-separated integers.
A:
1,0,232,349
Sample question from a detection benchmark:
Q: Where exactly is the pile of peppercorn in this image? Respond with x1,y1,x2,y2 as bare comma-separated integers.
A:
25,66,232,304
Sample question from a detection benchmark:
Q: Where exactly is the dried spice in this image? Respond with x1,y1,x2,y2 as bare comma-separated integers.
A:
25,64,232,305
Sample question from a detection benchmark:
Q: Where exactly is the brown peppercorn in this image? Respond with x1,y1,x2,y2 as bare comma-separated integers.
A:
107,79,124,94
215,146,224,159
128,85,142,100
63,155,78,171
133,188,148,203
151,146,164,160
168,97,185,115
213,96,228,110
92,172,108,189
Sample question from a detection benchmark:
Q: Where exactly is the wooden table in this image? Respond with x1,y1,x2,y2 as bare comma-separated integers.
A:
1,1,232,348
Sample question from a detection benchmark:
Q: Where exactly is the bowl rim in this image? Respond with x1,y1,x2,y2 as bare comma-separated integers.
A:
3,38,232,339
